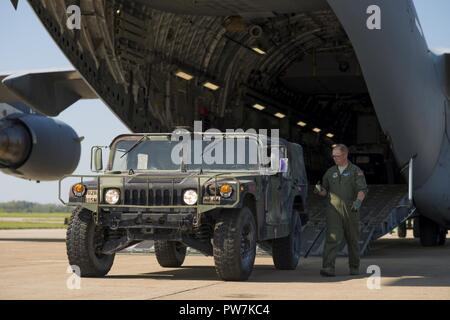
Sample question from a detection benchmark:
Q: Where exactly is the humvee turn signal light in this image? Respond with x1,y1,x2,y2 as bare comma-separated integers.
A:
72,183,87,197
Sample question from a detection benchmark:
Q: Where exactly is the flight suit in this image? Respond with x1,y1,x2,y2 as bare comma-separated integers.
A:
321,162,368,272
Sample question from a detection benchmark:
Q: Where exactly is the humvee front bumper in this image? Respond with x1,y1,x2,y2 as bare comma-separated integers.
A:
59,174,241,229
96,210,194,231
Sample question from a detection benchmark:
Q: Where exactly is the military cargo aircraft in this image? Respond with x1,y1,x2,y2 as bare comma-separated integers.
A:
0,0,449,249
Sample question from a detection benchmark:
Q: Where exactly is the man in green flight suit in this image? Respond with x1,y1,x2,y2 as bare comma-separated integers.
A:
315,144,368,277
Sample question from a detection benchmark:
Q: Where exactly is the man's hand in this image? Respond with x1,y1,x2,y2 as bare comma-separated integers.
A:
314,182,322,193
315,182,327,197
351,199,362,212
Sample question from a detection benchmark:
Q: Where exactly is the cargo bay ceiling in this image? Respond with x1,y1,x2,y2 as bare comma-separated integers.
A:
27,0,372,143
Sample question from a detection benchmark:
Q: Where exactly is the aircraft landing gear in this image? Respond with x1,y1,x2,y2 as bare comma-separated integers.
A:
413,217,420,238
438,229,447,246
419,216,447,247
397,222,407,238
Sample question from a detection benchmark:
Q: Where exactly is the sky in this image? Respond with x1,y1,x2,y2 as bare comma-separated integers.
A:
0,0,449,203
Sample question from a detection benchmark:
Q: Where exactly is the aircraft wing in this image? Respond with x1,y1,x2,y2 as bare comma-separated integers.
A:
0,69,97,116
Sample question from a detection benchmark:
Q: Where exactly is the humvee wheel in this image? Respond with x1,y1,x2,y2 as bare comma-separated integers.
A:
272,210,302,270
154,241,187,267
66,207,115,277
213,207,257,281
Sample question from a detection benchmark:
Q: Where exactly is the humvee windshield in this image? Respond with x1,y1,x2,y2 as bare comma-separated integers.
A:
110,135,261,172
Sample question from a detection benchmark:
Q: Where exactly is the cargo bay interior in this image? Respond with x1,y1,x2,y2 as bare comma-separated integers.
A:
23,0,408,186
54,2,402,185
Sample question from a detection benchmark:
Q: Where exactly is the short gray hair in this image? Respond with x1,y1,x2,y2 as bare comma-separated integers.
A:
333,144,349,154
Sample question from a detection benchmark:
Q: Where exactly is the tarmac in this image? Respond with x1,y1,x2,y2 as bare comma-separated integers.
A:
0,229,449,300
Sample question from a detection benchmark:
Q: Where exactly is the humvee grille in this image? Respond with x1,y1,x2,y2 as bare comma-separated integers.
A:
124,188,182,206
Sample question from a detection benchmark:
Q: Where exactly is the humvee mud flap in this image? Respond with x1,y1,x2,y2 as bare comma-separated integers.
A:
300,184,416,257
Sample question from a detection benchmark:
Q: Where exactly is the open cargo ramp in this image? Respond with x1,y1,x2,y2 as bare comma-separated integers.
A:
300,185,416,257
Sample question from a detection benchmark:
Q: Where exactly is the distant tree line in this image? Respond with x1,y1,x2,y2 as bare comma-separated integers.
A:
0,201,71,213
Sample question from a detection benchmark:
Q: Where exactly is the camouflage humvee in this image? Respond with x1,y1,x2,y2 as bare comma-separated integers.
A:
61,132,308,281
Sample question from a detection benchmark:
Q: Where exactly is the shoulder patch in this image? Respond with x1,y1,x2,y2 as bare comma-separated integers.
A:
357,170,364,176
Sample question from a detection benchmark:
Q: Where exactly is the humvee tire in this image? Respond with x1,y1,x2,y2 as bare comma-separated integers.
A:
66,207,115,277
272,210,302,270
154,241,187,267
213,207,257,281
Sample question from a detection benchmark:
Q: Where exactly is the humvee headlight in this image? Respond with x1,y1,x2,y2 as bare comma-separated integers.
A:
183,189,198,205
72,183,87,197
105,189,120,205
219,184,233,198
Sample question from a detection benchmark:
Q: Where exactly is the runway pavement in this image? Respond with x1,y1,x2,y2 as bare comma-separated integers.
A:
0,230,449,300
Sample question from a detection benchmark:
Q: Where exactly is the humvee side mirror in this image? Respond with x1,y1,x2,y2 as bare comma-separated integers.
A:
279,158,289,173
262,145,288,175
271,157,289,174
91,147,105,172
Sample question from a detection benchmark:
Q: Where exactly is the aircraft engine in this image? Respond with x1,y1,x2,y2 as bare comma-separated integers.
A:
0,114,81,181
